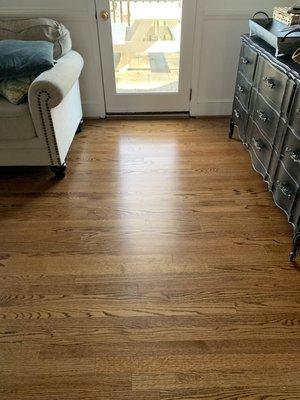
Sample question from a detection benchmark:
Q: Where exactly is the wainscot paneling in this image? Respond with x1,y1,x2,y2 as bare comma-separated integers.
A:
190,0,294,116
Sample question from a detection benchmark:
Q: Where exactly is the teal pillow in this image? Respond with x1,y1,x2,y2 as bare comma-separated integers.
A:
0,40,54,78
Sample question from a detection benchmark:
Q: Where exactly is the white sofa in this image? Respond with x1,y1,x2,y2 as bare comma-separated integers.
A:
0,18,84,179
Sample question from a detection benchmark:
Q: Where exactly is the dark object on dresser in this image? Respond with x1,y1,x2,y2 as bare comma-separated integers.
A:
249,16,300,57
287,5,300,14
229,34,300,262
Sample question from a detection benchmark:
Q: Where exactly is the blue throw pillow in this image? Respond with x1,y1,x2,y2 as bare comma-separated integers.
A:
0,39,54,79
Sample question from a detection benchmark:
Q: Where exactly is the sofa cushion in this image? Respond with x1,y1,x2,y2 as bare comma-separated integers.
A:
0,40,54,79
0,97,36,141
0,18,72,60
0,76,34,105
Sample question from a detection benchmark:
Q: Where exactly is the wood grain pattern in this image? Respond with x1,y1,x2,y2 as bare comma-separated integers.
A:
0,118,300,399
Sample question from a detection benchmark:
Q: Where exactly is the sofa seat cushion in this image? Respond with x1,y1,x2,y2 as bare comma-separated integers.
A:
0,97,37,140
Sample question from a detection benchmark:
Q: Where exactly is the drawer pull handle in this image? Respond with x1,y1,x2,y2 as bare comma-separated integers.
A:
257,110,268,123
238,84,245,93
277,181,294,200
285,147,300,164
241,57,249,65
252,137,264,152
263,76,275,89
234,109,240,119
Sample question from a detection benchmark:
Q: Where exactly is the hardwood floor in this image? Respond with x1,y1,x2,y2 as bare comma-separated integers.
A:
0,118,300,399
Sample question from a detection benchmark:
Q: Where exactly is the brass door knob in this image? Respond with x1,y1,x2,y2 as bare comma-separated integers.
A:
100,10,110,21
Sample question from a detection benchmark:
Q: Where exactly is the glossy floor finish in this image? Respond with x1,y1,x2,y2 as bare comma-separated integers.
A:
0,118,300,399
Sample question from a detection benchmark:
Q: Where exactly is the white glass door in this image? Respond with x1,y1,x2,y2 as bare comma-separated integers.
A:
96,0,197,114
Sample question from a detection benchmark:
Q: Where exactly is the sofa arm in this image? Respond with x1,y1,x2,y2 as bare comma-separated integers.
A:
28,50,84,166
28,50,84,109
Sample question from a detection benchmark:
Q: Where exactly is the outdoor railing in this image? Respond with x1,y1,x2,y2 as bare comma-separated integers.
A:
110,0,182,26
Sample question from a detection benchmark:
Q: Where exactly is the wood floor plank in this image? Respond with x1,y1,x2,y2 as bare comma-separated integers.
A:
39,339,300,359
1,313,300,345
0,118,299,398
95,354,300,374
0,391,159,400
134,371,300,392
1,373,132,392
158,387,300,399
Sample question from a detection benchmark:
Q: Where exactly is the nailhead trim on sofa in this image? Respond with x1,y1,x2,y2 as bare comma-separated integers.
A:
37,90,61,165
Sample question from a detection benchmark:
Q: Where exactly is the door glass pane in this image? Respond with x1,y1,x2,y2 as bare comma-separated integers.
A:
110,0,183,93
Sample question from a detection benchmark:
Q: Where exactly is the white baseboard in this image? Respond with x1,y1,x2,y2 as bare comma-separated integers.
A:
83,100,234,118
190,99,233,116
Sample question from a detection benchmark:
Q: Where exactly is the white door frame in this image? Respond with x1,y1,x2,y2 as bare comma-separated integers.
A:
96,0,197,114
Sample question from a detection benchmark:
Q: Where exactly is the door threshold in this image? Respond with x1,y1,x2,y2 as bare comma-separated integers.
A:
106,112,190,120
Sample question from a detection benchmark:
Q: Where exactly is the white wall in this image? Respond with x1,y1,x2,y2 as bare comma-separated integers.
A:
190,0,294,116
0,0,295,117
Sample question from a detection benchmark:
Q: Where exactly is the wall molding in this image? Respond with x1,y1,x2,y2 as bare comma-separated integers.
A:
189,1,287,116
203,9,268,20
0,11,93,21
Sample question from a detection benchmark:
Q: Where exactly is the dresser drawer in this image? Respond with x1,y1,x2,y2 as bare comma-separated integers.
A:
290,190,300,228
281,128,300,185
267,149,280,187
251,89,280,144
232,97,248,142
238,43,258,82
256,56,288,112
235,72,251,109
274,119,288,153
289,84,300,134
249,120,273,175
273,160,298,220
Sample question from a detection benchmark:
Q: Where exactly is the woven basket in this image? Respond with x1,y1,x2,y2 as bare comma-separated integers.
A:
273,7,300,26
